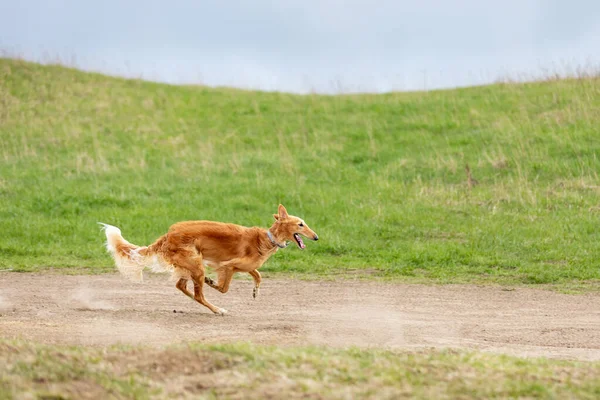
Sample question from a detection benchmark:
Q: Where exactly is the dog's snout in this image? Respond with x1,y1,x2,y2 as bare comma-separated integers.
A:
313,234,319,241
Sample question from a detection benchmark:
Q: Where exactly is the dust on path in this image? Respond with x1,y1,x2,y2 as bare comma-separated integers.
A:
0,273,599,361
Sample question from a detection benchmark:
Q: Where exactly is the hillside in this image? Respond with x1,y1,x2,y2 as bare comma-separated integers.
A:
1,58,599,286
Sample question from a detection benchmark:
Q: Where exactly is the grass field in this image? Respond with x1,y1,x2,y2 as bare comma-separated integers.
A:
1,57,600,287
2,58,600,399
2,339,599,399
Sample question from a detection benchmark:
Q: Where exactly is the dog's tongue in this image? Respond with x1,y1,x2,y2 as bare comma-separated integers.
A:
297,235,305,249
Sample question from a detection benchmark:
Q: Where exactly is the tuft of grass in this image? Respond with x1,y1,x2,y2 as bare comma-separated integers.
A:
1,339,599,399
1,58,600,287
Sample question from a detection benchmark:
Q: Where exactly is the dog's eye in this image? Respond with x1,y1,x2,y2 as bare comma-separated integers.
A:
298,222,304,227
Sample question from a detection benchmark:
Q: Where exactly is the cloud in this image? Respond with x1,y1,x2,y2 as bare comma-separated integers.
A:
1,0,599,92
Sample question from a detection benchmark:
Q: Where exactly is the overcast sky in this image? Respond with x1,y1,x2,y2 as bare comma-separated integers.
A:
1,0,599,93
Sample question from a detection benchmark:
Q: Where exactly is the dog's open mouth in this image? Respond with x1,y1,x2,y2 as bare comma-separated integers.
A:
293,233,306,249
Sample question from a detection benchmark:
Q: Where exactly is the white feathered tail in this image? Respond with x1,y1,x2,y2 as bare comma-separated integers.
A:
99,223,170,282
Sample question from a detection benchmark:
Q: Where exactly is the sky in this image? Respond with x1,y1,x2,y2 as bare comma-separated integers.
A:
1,0,599,93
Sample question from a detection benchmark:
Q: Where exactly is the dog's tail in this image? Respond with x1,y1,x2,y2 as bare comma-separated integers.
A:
99,223,165,282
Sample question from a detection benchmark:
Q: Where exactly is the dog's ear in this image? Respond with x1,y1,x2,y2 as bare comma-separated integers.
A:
277,204,289,220
273,214,279,220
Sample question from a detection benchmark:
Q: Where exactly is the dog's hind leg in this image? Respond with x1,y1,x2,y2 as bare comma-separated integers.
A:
175,278,194,300
192,276,227,315
170,251,226,315
248,270,261,299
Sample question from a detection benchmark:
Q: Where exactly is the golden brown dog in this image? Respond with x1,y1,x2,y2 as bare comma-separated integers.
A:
100,205,318,315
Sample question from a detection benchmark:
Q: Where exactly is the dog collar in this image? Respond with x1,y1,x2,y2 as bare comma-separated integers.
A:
267,230,287,248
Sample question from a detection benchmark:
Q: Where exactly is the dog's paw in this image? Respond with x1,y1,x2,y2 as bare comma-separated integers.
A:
205,277,215,286
252,286,260,299
214,308,228,316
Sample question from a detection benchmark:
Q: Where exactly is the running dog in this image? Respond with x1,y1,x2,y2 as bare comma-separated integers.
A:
100,205,318,315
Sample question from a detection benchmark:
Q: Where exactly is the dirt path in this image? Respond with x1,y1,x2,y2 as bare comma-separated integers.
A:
1,273,599,361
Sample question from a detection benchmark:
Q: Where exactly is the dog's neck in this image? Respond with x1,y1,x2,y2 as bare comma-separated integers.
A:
266,229,287,249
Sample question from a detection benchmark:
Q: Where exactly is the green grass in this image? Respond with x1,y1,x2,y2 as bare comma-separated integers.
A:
1,339,599,399
1,57,600,286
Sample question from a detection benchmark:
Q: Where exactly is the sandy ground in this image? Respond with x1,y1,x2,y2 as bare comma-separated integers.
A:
0,273,599,361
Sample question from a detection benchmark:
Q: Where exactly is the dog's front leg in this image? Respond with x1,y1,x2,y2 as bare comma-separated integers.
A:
204,276,217,287
205,267,234,294
248,270,261,299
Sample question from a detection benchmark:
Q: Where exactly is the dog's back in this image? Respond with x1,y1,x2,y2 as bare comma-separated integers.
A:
166,220,266,264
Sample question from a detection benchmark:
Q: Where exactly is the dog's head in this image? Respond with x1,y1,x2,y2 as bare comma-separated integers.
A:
271,204,318,249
